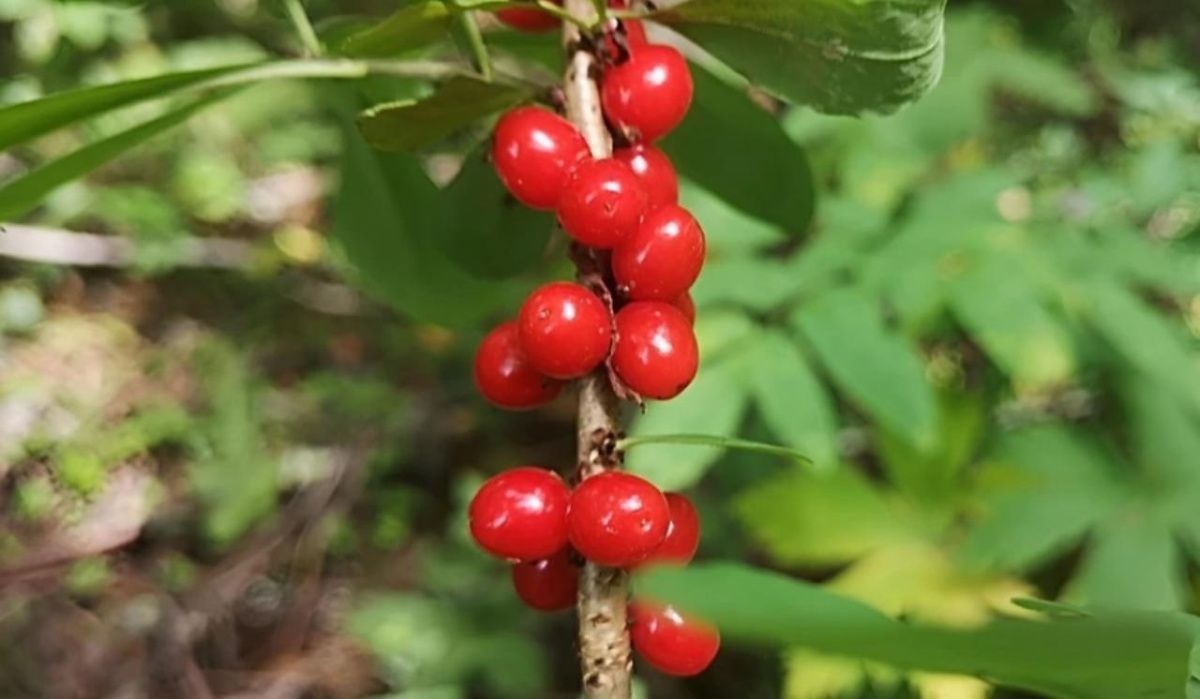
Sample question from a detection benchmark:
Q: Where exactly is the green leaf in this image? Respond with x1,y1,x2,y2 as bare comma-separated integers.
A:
1065,513,1186,611
336,1,454,58
660,68,813,233
0,93,229,220
876,390,985,505
357,76,533,153
626,331,752,490
332,109,521,326
735,467,906,567
655,0,947,115
747,331,838,469
691,256,798,312
0,62,250,152
947,254,1076,389
436,151,554,279
636,563,1200,699
1084,280,1200,416
794,287,936,447
960,426,1124,572
0,59,460,154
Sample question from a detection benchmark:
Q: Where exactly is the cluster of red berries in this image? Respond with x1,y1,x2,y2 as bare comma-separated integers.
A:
470,1,719,679
476,1,703,408
469,467,719,676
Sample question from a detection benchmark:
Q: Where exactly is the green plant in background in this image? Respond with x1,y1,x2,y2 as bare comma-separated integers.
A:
0,0,1198,698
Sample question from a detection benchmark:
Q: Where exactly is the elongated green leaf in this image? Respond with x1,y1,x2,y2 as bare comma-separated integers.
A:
337,1,453,58
655,0,947,114
960,426,1124,572
948,255,1075,388
357,77,533,153
437,151,553,279
661,68,813,233
0,93,229,220
637,563,1200,699
1084,280,1200,416
0,63,250,152
794,287,936,447
0,59,461,154
331,109,522,326
747,331,837,469
1065,514,1186,611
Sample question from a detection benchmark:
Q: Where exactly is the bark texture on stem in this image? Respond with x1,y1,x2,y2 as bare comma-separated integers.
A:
562,2,633,697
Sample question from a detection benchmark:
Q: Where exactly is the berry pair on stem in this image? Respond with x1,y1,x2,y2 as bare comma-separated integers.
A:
468,466,718,676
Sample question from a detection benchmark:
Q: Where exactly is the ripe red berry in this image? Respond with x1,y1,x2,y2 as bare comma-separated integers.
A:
475,321,564,410
604,1,648,59
611,302,698,400
630,603,720,677
672,292,696,325
568,471,669,567
469,467,570,561
512,549,578,612
613,204,705,301
495,2,561,32
518,282,613,379
601,44,693,142
613,144,678,211
643,493,700,566
493,106,591,210
557,159,648,249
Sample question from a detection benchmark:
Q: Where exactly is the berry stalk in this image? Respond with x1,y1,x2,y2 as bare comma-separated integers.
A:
561,1,634,696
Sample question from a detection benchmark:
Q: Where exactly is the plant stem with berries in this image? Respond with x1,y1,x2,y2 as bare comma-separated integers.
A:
560,1,634,695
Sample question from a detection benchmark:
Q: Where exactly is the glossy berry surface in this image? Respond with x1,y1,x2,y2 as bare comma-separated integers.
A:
493,106,590,210
630,603,720,677
518,282,613,379
495,2,560,32
557,159,648,249
644,492,700,566
611,302,698,400
613,144,678,211
567,471,669,567
613,204,705,301
601,44,693,141
475,321,563,410
672,292,696,325
511,549,578,612
469,467,570,561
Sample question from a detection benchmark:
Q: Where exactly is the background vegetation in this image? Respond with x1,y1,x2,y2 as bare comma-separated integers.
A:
0,0,1198,697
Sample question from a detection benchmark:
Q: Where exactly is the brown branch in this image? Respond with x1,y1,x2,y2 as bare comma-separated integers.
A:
562,3,633,697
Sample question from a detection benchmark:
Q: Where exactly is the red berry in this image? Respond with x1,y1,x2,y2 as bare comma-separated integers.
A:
518,282,613,379
475,321,564,410
557,159,648,249
672,292,696,325
493,106,591,210
630,603,720,677
469,467,570,561
601,44,693,142
613,144,678,211
512,549,578,612
644,493,700,566
496,2,561,32
568,471,669,567
611,302,698,400
613,205,705,301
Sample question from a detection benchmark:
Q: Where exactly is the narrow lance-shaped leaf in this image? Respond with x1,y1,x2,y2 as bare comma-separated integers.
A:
357,76,534,153
637,563,1200,699
654,0,947,114
0,92,232,220
794,287,936,448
